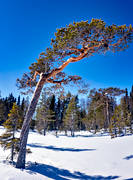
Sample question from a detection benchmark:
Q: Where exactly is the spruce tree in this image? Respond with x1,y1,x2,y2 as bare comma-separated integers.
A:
120,93,131,134
0,103,22,162
55,98,63,135
110,105,124,138
48,95,56,130
78,98,86,130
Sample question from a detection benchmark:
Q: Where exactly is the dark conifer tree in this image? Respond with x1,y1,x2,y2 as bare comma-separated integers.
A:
78,98,87,130
17,96,21,106
48,95,56,130
0,98,5,125
121,89,132,134
55,98,62,131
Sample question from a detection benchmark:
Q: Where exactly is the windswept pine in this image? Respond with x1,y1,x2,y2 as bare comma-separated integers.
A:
16,19,133,169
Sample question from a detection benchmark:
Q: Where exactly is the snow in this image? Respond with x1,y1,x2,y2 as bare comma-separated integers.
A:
0,126,133,180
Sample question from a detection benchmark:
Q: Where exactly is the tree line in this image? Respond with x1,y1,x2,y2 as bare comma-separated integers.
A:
0,93,29,125
1,86,133,138
35,86,133,138
0,85,133,162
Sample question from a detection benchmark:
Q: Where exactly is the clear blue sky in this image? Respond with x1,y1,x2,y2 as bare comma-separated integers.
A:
0,0,133,97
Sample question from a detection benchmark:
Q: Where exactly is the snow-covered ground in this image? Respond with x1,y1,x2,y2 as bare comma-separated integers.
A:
0,126,133,180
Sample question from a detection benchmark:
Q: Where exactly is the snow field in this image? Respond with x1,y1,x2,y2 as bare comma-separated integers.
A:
0,126,133,180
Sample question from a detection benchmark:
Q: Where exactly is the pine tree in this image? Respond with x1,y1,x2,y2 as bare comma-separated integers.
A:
64,96,78,136
120,89,131,134
110,105,122,138
86,89,105,133
36,91,49,135
36,91,56,134
16,19,133,169
84,88,123,133
99,87,125,130
0,103,22,162
36,107,49,135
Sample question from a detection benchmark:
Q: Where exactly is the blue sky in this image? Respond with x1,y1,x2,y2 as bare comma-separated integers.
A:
0,0,133,97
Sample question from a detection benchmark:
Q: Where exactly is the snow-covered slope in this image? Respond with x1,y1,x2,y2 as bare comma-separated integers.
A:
0,126,133,180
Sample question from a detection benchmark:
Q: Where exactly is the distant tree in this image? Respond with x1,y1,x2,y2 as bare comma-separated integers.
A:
1,94,16,123
99,87,125,129
7,93,16,112
120,89,132,134
78,98,87,130
36,91,49,135
86,89,103,132
84,88,125,133
48,95,56,130
55,98,62,131
16,19,133,168
17,96,21,106
109,105,126,138
64,96,78,136
0,98,5,125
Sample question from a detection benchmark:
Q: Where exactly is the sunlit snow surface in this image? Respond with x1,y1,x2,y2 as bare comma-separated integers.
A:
0,126,133,180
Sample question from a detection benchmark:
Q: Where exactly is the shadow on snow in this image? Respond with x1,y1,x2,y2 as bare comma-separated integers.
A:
124,155,133,160
27,143,95,152
58,133,109,138
27,162,119,180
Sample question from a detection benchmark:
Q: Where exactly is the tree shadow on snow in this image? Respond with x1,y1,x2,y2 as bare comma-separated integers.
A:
27,143,95,152
26,162,119,180
75,133,109,138
124,155,133,160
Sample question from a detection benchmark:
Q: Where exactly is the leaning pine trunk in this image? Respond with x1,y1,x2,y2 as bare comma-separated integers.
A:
16,74,46,169
11,137,14,163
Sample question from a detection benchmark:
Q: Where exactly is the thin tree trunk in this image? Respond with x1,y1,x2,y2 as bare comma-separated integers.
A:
65,129,67,136
16,74,46,169
44,128,46,136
